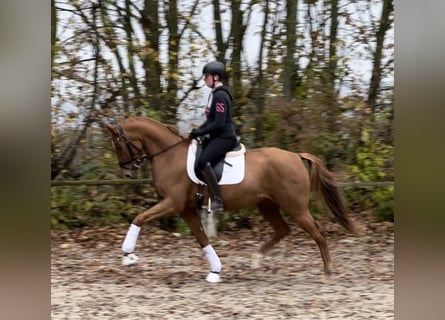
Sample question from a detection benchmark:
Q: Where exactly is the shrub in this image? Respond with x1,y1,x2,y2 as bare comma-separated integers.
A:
346,139,394,221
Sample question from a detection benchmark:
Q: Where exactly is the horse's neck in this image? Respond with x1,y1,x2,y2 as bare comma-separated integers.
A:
136,119,180,150
136,120,187,192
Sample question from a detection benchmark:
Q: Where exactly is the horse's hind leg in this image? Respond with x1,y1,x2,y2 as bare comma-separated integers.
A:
181,208,221,283
292,209,332,275
253,200,291,268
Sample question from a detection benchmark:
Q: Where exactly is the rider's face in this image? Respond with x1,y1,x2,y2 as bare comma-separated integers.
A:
204,74,215,88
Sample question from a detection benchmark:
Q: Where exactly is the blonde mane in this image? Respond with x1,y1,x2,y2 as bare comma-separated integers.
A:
124,117,184,138
165,123,181,137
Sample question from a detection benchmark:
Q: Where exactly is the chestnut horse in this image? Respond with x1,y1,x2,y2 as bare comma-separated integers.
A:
106,117,360,282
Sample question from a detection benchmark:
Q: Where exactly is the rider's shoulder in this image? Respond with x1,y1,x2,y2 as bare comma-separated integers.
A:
213,86,233,100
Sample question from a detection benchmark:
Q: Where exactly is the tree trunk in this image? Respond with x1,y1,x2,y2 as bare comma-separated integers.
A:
282,0,298,98
368,0,393,114
165,0,180,124
213,0,226,61
124,0,141,111
142,0,163,113
326,0,338,104
230,0,244,132
253,0,270,146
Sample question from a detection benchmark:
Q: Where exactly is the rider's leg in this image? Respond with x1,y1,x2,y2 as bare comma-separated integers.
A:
197,137,236,213
201,162,224,213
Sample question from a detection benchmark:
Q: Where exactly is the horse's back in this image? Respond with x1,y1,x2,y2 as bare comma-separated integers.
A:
244,147,309,184
219,146,309,210
246,147,304,167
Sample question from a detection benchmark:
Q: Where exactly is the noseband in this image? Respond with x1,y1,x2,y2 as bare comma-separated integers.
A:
115,125,186,170
116,125,148,170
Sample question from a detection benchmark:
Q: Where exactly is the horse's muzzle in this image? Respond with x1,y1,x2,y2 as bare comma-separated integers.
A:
122,168,138,179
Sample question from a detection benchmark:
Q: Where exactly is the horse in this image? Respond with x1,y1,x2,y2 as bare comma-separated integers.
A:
106,117,361,282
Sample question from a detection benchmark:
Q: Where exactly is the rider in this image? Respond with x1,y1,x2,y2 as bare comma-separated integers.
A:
189,61,238,213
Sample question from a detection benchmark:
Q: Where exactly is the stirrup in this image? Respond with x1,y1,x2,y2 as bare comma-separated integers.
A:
210,199,224,213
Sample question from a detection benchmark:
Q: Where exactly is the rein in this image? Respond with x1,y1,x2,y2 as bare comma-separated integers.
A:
116,124,186,170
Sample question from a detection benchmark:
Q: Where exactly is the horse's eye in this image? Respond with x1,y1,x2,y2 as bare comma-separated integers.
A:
111,140,122,151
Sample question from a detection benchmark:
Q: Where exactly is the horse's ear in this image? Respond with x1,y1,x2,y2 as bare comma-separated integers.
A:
106,124,119,137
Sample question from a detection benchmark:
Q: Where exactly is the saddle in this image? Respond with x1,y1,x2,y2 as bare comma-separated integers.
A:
194,136,243,182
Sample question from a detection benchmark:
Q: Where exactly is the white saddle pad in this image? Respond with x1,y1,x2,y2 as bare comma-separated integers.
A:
186,140,245,185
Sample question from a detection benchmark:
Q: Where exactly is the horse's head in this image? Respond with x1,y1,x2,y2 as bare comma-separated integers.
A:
106,123,147,179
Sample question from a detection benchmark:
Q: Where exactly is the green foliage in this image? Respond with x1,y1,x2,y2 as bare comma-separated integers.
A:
308,196,326,217
376,198,394,222
144,108,163,121
51,186,87,228
50,128,155,229
346,138,394,221
176,218,192,235
263,110,280,134
51,184,148,229
217,208,261,231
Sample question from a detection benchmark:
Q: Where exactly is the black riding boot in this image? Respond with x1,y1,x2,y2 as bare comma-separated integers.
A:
202,162,224,213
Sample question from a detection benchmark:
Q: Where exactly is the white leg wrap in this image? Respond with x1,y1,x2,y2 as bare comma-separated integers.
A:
203,244,221,273
206,271,221,283
122,253,139,266
121,224,141,253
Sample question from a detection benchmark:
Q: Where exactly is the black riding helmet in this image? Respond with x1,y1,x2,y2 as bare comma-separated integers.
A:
202,61,227,80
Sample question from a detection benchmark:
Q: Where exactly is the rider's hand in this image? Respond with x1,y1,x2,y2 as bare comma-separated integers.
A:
189,128,199,139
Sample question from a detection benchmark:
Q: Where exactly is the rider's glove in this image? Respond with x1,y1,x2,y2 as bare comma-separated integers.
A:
189,128,199,139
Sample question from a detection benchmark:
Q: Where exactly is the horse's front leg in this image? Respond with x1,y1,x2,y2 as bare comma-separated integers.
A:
121,198,175,266
181,208,222,283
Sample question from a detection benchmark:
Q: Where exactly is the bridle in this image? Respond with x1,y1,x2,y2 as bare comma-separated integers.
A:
115,125,186,170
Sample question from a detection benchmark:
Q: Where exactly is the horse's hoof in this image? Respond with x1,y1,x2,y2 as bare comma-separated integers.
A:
322,273,332,283
122,253,139,266
206,272,221,283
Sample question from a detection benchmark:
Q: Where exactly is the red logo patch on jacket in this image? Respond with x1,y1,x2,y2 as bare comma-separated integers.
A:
216,103,225,113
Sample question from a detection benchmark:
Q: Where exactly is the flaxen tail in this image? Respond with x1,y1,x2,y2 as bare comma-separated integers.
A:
299,153,362,236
